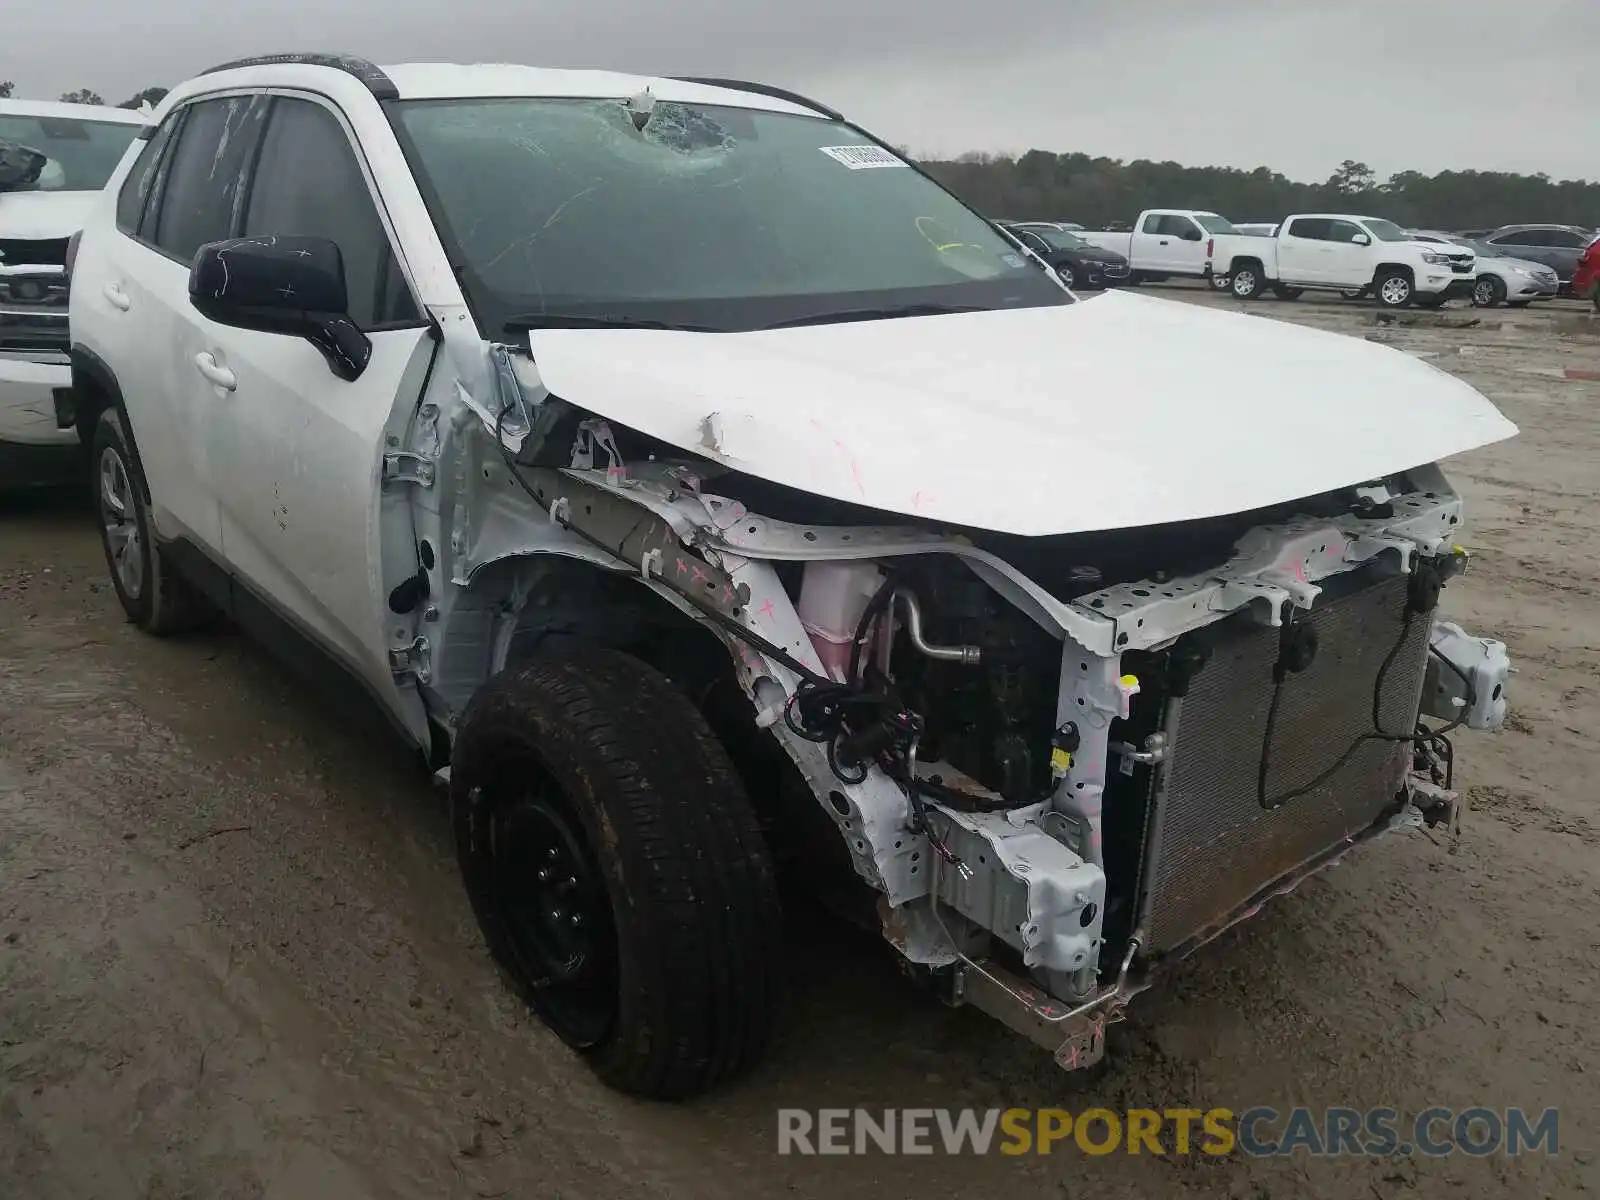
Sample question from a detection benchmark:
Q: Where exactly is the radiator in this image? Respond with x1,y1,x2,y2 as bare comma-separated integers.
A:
1139,571,1432,954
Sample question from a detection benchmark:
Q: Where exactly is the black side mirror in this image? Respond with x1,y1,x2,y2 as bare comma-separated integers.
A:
0,138,48,192
188,235,371,382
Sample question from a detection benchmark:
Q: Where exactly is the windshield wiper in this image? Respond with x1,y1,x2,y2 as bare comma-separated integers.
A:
758,302,989,330
505,312,719,333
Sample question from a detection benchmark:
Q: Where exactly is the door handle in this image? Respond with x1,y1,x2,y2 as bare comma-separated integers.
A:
1158,239,1170,245
103,283,131,311
194,351,237,391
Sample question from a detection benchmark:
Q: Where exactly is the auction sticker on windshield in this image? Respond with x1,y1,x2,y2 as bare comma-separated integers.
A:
819,145,907,169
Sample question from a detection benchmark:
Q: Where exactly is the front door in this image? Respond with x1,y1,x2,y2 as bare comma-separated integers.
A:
198,94,435,739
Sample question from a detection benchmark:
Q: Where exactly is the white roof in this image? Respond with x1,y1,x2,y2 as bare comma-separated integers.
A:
0,98,148,125
379,63,824,116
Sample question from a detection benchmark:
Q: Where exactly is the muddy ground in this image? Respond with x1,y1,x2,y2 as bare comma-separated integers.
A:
2,287,1597,1199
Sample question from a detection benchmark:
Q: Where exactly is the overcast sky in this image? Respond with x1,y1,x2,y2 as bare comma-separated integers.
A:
6,0,1596,182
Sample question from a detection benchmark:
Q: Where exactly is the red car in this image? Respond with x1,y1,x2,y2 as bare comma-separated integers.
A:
1572,238,1600,309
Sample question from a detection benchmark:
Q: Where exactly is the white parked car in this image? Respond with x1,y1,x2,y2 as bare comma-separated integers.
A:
69,55,1515,1099
1214,214,1477,307
1409,230,1558,307
1077,209,1252,285
0,98,146,487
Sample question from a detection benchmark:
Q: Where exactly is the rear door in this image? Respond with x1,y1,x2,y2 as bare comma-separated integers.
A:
1276,217,1328,282
89,94,269,555
199,93,434,733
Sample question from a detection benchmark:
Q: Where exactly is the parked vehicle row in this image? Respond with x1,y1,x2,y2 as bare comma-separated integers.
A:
994,219,1130,289
1076,209,1250,286
1215,213,1477,308
0,98,147,486
48,54,1512,1101
1409,231,1557,307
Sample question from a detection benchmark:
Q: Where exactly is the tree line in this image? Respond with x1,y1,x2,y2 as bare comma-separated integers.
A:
0,81,170,109
3,78,1594,230
918,151,1599,232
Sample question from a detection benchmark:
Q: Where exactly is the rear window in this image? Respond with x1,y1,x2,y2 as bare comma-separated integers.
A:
0,113,144,191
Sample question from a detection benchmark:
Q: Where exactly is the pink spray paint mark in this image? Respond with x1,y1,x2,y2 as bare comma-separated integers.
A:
758,598,776,619
809,418,867,498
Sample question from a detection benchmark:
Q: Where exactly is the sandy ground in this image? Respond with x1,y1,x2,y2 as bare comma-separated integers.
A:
2,287,1597,1199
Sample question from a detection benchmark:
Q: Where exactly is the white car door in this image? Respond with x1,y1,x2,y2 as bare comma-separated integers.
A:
81,97,268,556
1164,215,1210,277
1317,218,1374,286
1275,217,1326,282
198,94,434,732
1129,212,1175,272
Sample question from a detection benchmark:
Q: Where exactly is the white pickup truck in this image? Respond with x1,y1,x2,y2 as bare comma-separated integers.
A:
1077,209,1250,285
1214,214,1478,308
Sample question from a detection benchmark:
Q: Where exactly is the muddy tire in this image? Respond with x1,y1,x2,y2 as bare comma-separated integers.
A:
1375,269,1414,309
91,409,208,635
451,650,781,1100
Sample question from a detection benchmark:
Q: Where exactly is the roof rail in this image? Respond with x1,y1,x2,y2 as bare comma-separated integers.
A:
199,53,399,101
671,77,842,121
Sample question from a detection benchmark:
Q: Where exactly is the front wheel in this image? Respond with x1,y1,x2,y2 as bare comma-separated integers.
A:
1472,275,1506,308
1375,270,1414,308
91,409,207,635
452,650,782,1100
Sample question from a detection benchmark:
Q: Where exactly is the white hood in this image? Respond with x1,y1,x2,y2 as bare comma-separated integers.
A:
0,190,99,241
525,290,1516,537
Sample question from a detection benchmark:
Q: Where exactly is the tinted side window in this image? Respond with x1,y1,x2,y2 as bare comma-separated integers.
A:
1326,220,1365,243
1493,229,1544,246
1286,217,1329,240
115,116,180,236
1141,213,1165,234
243,98,419,329
1542,228,1585,248
150,95,270,262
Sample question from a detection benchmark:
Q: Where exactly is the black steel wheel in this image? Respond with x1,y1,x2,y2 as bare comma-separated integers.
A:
484,760,620,1048
452,650,782,1099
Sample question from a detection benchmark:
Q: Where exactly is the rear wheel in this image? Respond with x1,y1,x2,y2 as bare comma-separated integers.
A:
1230,263,1266,299
1375,270,1414,308
1209,271,1232,292
1340,287,1367,300
1472,275,1506,308
1056,262,1076,289
91,409,207,635
452,650,782,1100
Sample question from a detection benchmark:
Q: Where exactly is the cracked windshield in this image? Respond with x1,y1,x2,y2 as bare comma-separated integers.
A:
393,97,1066,332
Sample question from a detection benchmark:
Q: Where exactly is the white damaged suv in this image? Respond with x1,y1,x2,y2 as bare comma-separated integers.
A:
69,55,1517,1099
